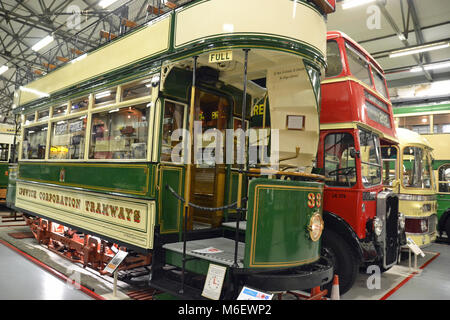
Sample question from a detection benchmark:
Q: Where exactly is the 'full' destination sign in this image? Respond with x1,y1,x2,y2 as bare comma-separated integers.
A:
209,50,233,63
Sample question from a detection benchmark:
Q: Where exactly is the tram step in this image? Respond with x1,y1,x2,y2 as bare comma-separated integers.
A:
163,237,245,267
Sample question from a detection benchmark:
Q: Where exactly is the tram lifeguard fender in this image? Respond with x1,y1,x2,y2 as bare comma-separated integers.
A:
322,211,365,261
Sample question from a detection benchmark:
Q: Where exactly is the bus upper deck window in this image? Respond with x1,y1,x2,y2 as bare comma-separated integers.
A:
345,43,372,87
325,40,342,78
372,68,388,99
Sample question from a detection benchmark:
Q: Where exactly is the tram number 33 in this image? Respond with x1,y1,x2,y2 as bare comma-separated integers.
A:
307,193,322,208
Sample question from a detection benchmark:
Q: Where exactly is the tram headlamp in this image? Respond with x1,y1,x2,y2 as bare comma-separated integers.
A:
373,217,383,236
308,213,324,242
398,212,405,230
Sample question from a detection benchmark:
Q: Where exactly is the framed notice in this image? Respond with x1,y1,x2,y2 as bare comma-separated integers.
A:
201,264,227,300
286,115,305,130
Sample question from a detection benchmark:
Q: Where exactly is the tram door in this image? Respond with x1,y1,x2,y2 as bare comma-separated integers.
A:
190,90,229,228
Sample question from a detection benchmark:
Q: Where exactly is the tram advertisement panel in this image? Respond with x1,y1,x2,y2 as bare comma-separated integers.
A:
15,181,155,249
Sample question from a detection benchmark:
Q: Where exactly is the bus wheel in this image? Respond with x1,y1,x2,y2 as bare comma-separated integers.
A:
321,229,358,295
445,218,450,239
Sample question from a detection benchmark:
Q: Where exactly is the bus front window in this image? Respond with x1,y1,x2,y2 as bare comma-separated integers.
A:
402,146,432,189
324,133,357,187
381,146,397,186
359,130,382,187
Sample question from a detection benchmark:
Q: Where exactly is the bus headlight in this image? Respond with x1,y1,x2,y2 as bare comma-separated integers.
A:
308,213,324,242
398,212,405,230
374,217,383,236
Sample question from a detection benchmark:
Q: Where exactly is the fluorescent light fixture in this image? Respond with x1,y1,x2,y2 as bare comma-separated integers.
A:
342,0,375,9
390,42,450,58
19,86,50,98
108,108,120,113
31,35,54,52
99,0,119,8
95,91,111,99
410,61,450,73
398,34,406,41
0,65,9,75
57,121,66,125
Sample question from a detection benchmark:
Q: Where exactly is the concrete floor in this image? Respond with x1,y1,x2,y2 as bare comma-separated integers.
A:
0,207,449,300
0,243,93,300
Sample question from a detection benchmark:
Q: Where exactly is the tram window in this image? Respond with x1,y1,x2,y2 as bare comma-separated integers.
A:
345,43,372,87
359,130,382,187
381,146,397,186
161,101,186,163
89,104,148,160
0,144,8,161
324,133,357,187
37,109,50,122
22,124,48,160
122,78,153,102
25,113,35,125
372,68,388,99
94,88,117,107
325,40,343,78
50,116,87,160
53,104,68,118
402,146,432,189
438,165,450,193
71,96,89,113
433,113,450,133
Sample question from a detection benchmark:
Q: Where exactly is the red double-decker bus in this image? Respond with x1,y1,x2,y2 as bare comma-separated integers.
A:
317,31,406,294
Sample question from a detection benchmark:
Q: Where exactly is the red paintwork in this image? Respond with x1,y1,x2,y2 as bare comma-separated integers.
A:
319,32,398,240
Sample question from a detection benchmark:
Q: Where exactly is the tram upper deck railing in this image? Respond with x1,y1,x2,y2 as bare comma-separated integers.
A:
14,0,334,111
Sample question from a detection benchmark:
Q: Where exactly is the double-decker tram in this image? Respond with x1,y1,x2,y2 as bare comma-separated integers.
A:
11,0,336,299
393,105,450,239
317,31,405,294
382,128,437,247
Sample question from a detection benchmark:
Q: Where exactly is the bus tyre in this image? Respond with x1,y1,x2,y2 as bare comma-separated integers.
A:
445,218,450,239
321,229,358,295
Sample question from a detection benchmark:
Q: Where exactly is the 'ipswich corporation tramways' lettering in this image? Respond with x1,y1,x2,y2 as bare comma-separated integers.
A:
17,187,141,224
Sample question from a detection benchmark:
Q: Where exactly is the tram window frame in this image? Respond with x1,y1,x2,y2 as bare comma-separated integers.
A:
325,40,343,78
0,143,9,162
25,113,36,125
49,115,87,160
160,99,187,164
37,109,50,122
323,132,358,188
93,88,118,107
345,42,373,88
22,124,49,160
52,104,69,118
121,78,153,102
89,103,150,161
70,96,89,113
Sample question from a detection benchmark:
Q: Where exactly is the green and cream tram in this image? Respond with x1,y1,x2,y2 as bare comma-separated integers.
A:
11,0,336,299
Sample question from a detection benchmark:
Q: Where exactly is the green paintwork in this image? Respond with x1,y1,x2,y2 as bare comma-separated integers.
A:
18,163,155,198
437,193,449,220
158,165,185,235
244,178,323,269
393,103,450,116
0,163,9,188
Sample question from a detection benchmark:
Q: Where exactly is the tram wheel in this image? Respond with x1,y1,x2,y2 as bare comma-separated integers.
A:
321,229,358,295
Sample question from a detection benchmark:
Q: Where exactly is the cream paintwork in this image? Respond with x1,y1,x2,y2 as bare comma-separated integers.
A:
15,181,156,249
18,16,171,106
174,0,326,56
